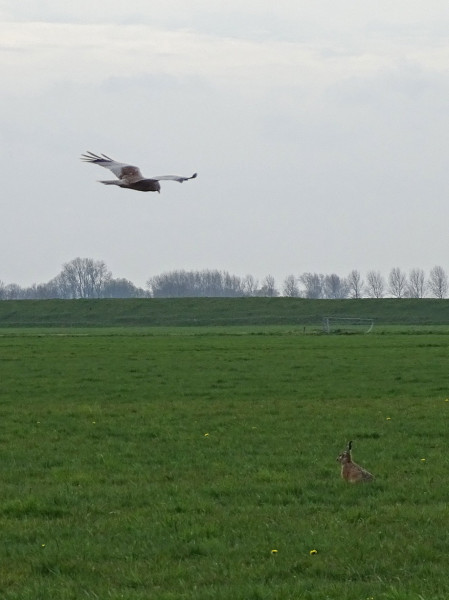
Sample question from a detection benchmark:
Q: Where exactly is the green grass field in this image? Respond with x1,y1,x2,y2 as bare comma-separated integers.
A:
1,323,449,599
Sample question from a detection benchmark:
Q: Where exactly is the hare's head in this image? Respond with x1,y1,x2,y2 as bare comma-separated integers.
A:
337,441,353,464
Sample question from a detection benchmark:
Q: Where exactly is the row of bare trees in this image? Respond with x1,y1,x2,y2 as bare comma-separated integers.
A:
148,271,278,298
282,267,448,299
1,259,448,299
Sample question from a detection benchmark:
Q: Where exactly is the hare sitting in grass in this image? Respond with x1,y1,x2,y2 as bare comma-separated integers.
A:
337,441,374,483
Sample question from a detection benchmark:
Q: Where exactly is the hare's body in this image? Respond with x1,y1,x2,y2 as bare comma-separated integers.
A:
337,441,374,483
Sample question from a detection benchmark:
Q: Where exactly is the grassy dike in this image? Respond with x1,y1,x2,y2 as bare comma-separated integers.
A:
0,297,449,328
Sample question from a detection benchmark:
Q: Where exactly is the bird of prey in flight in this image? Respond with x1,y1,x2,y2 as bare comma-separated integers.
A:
81,151,197,193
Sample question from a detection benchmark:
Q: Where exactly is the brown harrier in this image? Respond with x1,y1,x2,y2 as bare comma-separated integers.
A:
81,151,197,193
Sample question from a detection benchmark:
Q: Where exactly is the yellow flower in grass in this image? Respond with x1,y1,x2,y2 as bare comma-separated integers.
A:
271,549,278,555
204,433,209,437
421,458,426,462
309,549,318,555
386,417,391,420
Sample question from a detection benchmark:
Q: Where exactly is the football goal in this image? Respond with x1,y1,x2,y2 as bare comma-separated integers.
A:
322,316,375,334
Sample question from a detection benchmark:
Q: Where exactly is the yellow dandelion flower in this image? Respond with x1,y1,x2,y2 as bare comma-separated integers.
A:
309,549,318,555
386,417,391,420
204,433,209,437
421,458,426,462
271,549,278,554
41,544,46,548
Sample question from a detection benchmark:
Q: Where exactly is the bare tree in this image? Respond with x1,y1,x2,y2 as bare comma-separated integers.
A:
22,281,62,299
258,274,278,297
299,272,324,299
347,269,364,299
198,270,223,296
37,281,61,298
148,270,194,297
365,270,385,298
407,268,426,298
428,265,448,299
59,257,112,298
3,283,26,299
103,278,147,298
243,274,259,296
222,272,245,296
388,267,407,298
323,274,349,299
282,274,299,297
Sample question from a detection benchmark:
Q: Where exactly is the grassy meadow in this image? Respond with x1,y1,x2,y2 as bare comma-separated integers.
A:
1,318,449,598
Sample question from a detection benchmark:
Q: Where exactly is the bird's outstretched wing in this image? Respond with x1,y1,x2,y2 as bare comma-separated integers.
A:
152,173,198,183
81,152,144,182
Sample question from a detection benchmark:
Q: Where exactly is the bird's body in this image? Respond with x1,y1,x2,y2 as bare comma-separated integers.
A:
99,178,162,192
81,152,197,193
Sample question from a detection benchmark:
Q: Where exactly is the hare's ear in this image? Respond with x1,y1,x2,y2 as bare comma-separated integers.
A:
347,441,353,451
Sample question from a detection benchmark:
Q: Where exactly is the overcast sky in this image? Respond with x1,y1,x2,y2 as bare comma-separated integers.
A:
1,1,449,289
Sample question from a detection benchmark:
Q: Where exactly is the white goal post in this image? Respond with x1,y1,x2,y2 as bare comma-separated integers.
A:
322,316,374,334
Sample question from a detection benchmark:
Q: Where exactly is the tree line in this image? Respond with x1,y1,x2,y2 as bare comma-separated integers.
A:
0,258,147,300
281,267,448,299
0,258,448,300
